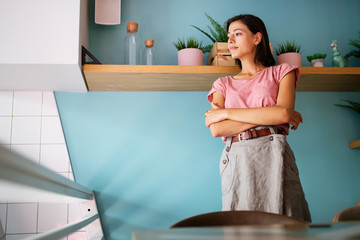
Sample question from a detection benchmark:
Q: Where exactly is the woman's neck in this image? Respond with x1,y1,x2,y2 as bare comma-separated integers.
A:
234,58,265,80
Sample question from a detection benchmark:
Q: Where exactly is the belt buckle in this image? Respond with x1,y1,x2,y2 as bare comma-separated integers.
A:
240,130,252,140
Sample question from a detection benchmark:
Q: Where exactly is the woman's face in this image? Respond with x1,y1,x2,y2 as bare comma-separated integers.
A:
227,21,259,60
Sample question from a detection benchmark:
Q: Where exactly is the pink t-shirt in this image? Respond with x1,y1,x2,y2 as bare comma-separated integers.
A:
207,63,300,139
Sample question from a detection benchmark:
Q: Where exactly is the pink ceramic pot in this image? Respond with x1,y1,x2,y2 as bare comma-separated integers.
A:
277,52,302,67
178,48,203,65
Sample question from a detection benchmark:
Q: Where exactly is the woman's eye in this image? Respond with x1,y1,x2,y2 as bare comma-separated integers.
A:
235,33,241,36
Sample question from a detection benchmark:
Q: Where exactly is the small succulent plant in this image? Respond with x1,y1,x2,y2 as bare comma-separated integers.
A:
173,37,206,52
306,53,327,62
275,41,302,56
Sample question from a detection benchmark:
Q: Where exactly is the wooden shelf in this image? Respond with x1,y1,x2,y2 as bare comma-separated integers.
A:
83,65,360,91
297,67,360,91
350,140,360,149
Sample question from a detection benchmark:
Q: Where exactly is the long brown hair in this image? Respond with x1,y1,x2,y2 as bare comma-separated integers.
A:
226,14,275,68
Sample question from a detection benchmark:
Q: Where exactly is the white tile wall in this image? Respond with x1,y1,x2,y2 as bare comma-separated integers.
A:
69,203,86,232
38,203,68,233
0,204,6,229
0,91,87,240
0,92,13,116
41,116,65,144
11,117,42,144
40,144,69,172
5,234,36,240
10,145,40,164
0,117,12,144
0,204,5,240
68,232,87,240
13,92,42,116
42,91,59,116
6,203,38,234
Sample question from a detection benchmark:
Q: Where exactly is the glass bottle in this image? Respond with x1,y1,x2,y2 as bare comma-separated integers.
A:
124,22,140,65
143,39,155,65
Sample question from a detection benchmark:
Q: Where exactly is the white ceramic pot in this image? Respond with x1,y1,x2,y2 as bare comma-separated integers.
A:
277,52,302,67
178,48,203,65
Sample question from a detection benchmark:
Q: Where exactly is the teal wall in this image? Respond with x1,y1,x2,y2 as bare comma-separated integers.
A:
90,0,360,66
57,1,360,239
56,92,360,240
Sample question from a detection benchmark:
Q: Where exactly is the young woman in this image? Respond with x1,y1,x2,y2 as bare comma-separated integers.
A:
205,14,311,222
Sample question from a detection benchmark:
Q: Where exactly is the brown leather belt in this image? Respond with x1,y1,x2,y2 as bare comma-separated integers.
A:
232,127,285,142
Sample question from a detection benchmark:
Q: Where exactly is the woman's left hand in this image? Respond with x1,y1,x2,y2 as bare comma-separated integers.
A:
205,104,228,127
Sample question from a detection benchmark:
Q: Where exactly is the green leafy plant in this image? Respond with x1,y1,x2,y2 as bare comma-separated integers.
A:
173,37,205,52
275,41,302,56
190,13,228,53
306,53,327,62
344,31,360,60
335,99,360,114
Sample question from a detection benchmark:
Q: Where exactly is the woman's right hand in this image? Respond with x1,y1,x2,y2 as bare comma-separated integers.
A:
289,111,303,130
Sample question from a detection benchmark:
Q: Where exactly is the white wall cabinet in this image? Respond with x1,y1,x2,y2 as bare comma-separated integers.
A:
0,0,88,91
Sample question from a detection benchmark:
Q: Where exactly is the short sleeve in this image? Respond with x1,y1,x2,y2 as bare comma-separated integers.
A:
276,63,300,89
207,77,226,103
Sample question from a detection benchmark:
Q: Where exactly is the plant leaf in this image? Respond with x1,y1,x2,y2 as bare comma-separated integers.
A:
345,31,360,60
205,13,228,42
208,26,220,42
190,25,216,43
275,40,301,56
335,99,360,114
341,99,360,110
173,37,204,51
201,44,213,53
190,13,227,43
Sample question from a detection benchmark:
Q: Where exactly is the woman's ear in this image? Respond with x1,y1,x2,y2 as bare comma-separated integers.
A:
254,32,262,46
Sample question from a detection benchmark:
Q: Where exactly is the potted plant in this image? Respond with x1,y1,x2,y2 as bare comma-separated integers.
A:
191,13,233,66
307,53,327,67
173,37,205,65
275,40,302,67
335,98,360,114
191,12,228,53
335,94,360,148
344,31,360,61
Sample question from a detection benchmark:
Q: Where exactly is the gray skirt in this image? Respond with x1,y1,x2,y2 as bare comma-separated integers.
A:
220,127,312,222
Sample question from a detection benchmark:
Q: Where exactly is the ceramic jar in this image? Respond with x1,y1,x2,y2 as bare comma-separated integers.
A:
178,48,203,65
277,52,302,67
